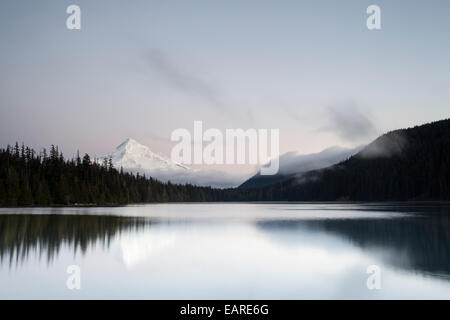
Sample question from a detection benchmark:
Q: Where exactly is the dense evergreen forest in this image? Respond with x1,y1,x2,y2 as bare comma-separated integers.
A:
1,118,450,206
0,143,245,206
249,119,450,201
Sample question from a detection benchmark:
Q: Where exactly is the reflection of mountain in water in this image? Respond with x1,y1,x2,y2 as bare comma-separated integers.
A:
0,214,150,266
258,205,450,279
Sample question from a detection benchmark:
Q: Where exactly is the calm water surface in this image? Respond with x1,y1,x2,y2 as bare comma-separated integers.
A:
1,203,450,299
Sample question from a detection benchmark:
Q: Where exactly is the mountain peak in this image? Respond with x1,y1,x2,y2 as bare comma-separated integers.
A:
116,138,141,150
104,138,189,175
122,137,135,144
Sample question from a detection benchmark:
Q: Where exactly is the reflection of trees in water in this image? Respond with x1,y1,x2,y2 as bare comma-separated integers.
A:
258,208,450,279
308,217,450,278
0,214,150,267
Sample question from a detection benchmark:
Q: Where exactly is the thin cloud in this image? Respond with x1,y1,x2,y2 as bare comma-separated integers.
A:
319,102,378,143
145,131,172,144
275,145,363,175
358,132,407,159
144,50,221,107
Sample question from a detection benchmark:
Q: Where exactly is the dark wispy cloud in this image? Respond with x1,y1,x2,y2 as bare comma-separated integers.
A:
144,50,222,107
319,102,378,143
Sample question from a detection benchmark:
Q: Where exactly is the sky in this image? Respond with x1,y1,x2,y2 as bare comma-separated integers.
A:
0,0,449,174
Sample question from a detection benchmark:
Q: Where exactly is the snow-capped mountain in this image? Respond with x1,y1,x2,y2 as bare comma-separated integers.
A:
103,138,189,173
100,138,249,188
98,138,251,188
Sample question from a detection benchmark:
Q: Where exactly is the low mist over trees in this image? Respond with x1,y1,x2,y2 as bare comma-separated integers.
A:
249,119,450,201
1,119,450,206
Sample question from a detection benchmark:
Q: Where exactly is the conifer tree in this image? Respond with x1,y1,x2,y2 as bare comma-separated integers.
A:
0,179,6,205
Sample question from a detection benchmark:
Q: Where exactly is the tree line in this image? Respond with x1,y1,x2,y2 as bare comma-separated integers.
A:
0,143,245,206
2,119,450,206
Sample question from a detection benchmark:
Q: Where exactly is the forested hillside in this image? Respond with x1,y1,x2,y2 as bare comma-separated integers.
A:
2,119,450,206
252,119,450,201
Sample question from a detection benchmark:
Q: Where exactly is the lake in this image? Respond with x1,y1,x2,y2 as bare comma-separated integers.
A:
1,203,450,299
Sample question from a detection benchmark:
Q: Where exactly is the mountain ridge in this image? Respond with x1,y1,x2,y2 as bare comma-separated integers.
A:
250,118,450,201
239,145,364,189
2,118,449,206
